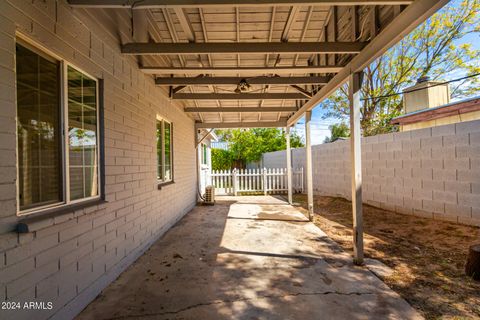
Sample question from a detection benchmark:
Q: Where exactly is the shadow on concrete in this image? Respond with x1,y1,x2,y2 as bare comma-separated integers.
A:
76,196,421,320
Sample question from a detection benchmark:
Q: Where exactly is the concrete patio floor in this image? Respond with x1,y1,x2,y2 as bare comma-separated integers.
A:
77,196,421,320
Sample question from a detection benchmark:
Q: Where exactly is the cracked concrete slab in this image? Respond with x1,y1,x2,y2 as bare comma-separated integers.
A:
76,196,422,320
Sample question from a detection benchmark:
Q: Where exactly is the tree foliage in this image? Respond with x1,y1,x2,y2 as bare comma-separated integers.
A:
212,128,304,169
211,148,233,171
324,0,480,136
324,123,350,143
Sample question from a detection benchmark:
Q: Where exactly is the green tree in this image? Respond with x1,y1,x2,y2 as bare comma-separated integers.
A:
324,123,350,143
213,128,304,169
324,0,480,136
211,148,233,170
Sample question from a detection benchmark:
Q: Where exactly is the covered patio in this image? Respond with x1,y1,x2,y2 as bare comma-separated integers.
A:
69,0,449,264
77,195,420,319
0,0,453,319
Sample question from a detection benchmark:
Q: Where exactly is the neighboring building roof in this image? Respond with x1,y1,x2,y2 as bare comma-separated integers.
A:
391,95,480,125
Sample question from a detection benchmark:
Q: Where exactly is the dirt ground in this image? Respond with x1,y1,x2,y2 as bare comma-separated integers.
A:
293,194,480,320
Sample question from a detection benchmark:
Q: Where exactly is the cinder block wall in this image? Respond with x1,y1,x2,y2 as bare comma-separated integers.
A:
0,1,197,319
262,120,480,226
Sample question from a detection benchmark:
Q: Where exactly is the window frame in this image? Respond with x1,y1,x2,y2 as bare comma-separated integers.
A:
15,35,102,216
156,116,173,184
64,64,101,205
201,143,208,166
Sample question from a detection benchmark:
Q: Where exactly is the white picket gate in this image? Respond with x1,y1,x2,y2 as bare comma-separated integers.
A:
210,168,304,196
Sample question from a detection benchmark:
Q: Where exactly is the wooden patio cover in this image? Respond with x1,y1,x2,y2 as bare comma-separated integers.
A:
68,0,450,264
68,0,448,129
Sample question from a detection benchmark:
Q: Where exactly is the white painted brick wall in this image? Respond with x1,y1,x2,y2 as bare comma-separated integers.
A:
0,1,197,319
262,120,480,227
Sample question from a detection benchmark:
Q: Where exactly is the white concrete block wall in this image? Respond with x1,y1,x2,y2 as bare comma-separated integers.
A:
262,120,480,226
0,1,197,319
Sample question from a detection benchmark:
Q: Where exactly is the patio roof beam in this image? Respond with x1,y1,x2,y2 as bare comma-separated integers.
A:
287,0,450,126
184,107,297,112
142,66,343,75
155,76,330,86
195,120,287,129
68,0,414,9
122,42,367,55
172,93,306,100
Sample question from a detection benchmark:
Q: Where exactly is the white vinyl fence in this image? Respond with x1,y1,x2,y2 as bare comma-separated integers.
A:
210,168,304,196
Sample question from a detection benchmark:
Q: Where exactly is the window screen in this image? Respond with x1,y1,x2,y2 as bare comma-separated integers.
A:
16,43,62,211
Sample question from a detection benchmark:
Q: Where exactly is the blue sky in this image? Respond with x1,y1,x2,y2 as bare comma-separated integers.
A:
292,0,480,145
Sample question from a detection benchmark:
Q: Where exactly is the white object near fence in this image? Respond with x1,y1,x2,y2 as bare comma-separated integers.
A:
210,168,304,196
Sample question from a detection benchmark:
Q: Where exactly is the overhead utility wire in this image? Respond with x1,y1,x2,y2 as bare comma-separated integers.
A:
360,73,480,101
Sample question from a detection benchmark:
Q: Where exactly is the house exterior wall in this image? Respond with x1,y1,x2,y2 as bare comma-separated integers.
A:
0,1,197,319
262,120,480,227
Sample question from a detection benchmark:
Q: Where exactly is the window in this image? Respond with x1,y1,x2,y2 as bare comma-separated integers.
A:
16,43,62,211
67,66,99,201
201,143,207,165
16,41,100,214
156,118,173,182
